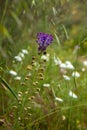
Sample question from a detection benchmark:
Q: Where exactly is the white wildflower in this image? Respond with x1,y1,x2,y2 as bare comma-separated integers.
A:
63,75,71,81
18,52,24,58
9,70,17,76
43,83,50,87
72,71,80,78
22,49,28,54
65,61,74,70
83,61,87,66
14,56,22,62
69,91,78,99
60,63,66,68
14,76,21,80
41,54,49,61
55,97,63,102
60,61,74,70
82,68,85,72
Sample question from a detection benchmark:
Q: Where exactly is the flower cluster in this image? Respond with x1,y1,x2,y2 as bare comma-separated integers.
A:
36,32,53,53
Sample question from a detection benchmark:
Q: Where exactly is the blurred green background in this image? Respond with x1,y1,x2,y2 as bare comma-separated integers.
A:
0,0,87,65
0,1,87,129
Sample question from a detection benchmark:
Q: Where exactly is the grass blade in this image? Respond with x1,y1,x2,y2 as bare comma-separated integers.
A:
0,77,18,102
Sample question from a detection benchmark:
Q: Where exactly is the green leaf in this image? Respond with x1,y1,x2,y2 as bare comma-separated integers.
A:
62,24,69,40
0,77,18,102
54,32,61,46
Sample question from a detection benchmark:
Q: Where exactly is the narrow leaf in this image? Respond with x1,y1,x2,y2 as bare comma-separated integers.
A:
0,77,18,101
54,32,61,46
62,24,69,40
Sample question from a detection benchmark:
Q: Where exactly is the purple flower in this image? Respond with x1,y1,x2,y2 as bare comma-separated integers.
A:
36,32,53,53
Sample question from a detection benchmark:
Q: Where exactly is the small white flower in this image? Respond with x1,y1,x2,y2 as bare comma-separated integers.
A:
72,71,80,78
14,56,22,62
59,61,74,70
60,63,66,68
18,52,24,58
65,61,74,70
55,97,63,102
41,54,49,61
14,76,21,80
9,70,17,76
43,83,50,87
82,68,85,72
22,49,28,54
63,75,71,81
83,61,87,66
69,91,78,99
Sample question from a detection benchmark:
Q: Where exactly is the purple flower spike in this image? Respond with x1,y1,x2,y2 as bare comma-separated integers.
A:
36,32,53,53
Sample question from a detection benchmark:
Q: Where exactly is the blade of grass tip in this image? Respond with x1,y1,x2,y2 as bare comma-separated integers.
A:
54,32,61,46
0,25,14,44
0,77,18,102
62,24,69,40
10,11,22,27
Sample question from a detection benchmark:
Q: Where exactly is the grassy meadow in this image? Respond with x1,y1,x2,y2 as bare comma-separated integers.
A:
0,0,87,130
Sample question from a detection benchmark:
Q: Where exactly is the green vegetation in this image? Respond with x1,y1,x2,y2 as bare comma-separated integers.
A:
0,0,87,130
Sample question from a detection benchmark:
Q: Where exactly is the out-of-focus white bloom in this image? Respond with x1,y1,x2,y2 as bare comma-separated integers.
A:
41,54,49,61
14,76,21,80
69,91,78,99
43,83,50,87
60,63,66,68
14,49,28,62
72,71,80,78
55,97,63,102
18,52,24,58
63,75,71,81
65,61,74,70
14,56,22,62
54,56,62,65
9,70,17,76
59,61,74,70
82,68,85,72
54,56,74,70
83,61,87,66
22,49,28,54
